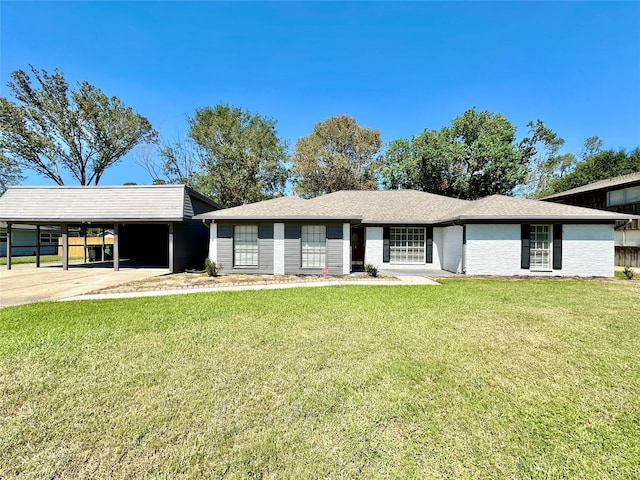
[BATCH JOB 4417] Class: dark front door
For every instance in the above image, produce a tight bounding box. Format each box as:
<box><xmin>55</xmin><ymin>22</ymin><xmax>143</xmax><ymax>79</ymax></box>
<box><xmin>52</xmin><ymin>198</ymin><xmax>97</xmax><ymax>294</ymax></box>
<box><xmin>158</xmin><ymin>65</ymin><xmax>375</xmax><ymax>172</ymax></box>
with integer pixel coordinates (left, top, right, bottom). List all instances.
<box><xmin>351</xmin><ymin>226</ymin><xmax>365</xmax><ymax>271</ymax></box>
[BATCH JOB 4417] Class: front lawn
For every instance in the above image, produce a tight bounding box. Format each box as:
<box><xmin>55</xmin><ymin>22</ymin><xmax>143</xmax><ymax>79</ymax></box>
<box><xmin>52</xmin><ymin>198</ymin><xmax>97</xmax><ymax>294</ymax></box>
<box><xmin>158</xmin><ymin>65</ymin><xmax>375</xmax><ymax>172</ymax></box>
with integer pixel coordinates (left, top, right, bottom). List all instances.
<box><xmin>1</xmin><ymin>279</ymin><xmax>638</xmax><ymax>478</ymax></box>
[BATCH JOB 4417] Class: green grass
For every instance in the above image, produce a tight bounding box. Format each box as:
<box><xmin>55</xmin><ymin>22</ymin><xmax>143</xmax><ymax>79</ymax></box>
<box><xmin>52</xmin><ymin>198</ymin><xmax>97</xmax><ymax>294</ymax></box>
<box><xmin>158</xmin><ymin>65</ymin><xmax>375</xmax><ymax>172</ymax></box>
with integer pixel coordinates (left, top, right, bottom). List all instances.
<box><xmin>0</xmin><ymin>255</ymin><xmax>83</xmax><ymax>265</ymax></box>
<box><xmin>1</xmin><ymin>279</ymin><xmax>638</xmax><ymax>478</ymax></box>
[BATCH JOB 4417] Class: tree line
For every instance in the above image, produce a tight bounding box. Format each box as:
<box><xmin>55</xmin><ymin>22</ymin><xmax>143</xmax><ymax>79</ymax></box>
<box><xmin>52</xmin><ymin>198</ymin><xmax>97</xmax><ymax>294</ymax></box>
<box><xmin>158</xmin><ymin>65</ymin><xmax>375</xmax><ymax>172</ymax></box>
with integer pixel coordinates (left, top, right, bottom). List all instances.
<box><xmin>1</xmin><ymin>66</ymin><xmax>639</xmax><ymax>204</ymax></box>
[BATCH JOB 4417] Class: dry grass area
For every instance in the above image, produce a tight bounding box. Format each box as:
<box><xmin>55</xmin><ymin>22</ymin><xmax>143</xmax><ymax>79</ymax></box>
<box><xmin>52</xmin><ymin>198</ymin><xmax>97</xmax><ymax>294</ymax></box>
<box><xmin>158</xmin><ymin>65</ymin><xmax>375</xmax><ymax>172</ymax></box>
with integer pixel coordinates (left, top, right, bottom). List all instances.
<box><xmin>95</xmin><ymin>272</ymin><xmax>393</xmax><ymax>294</ymax></box>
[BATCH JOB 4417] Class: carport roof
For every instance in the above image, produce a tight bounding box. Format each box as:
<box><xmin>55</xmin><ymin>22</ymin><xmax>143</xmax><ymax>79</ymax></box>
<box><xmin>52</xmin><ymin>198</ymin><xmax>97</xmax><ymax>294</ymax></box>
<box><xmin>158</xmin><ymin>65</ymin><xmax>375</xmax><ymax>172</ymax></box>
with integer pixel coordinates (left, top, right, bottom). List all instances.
<box><xmin>0</xmin><ymin>185</ymin><xmax>220</xmax><ymax>223</ymax></box>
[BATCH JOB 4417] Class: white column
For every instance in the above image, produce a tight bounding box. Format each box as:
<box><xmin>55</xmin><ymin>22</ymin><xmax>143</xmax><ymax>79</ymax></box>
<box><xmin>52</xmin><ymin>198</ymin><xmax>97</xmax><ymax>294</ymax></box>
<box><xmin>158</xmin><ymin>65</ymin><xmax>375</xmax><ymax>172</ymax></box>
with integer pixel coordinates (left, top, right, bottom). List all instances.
<box><xmin>168</xmin><ymin>223</ymin><xmax>174</xmax><ymax>273</ymax></box>
<box><xmin>274</xmin><ymin>222</ymin><xmax>285</xmax><ymax>275</ymax></box>
<box><xmin>343</xmin><ymin>223</ymin><xmax>351</xmax><ymax>274</ymax></box>
<box><xmin>209</xmin><ymin>221</ymin><xmax>218</xmax><ymax>263</ymax></box>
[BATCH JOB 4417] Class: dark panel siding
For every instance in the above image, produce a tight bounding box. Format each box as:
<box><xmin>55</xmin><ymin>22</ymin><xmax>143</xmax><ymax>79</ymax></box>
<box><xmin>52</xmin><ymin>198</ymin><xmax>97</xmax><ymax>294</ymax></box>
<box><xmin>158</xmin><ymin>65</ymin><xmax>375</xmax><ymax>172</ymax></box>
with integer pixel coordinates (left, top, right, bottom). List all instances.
<box><xmin>217</xmin><ymin>237</ymin><xmax>233</xmax><ymax>271</ymax></box>
<box><xmin>173</xmin><ymin>220</ymin><xmax>209</xmax><ymax>272</ymax></box>
<box><xmin>327</xmin><ymin>238</ymin><xmax>343</xmax><ymax>274</ymax></box>
<box><xmin>182</xmin><ymin>190</ymin><xmax>194</xmax><ymax>218</ymax></box>
<box><xmin>327</xmin><ymin>224</ymin><xmax>343</xmax><ymax>240</ymax></box>
<box><xmin>216</xmin><ymin>223</ymin><xmax>274</xmax><ymax>274</ymax></box>
<box><xmin>284</xmin><ymin>237</ymin><xmax>302</xmax><ymax>274</ymax></box>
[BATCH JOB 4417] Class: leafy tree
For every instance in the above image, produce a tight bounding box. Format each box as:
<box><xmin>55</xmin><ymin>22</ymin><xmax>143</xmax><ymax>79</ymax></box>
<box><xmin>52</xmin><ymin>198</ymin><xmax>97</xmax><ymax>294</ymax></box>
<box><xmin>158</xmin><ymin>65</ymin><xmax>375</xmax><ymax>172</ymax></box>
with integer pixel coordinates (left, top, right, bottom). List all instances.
<box><xmin>292</xmin><ymin>114</ymin><xmax>383</xmax><ymax>198</ymax></box>
<box><xmin>0</xmin><ymin>66</ymin><xmax>157</xmax><ymax>185</ymax></box>
<box><xmin>383</xmin><ymin>108</ymin><xmax>532</xmax><ymax>199</ymax></box>
<box><xmin>548</xmin><ymin>147</ymin><xmax>640</xmax><ymax>194</ymax></box>
<box><xmin>518</xmin><ymin>120</ymin><xmax>575</xmax><ymax>198</ymax></box>
<box><xmin>0</xmin><ymin>152</ymin><xmax>25</xmax><ymax>194</ymax></box>
<box><xmin>154</xmin><ymin>105</ymin><xmax>289</xmax><ymax>208</ymax></box>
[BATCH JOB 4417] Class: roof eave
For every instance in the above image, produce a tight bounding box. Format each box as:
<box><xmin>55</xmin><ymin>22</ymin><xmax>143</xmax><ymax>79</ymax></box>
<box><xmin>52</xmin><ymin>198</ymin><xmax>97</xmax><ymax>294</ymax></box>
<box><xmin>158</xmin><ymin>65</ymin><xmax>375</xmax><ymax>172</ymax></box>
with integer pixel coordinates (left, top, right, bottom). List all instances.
<box><xmin>438</xmin><ymin>214</ymin><xmax>636</xmax><ymax>224</ymax></box>
<box><xmin>194</xmin><ymin>214</ymin><xmax>362</xmax><ymax>221</ymax></box>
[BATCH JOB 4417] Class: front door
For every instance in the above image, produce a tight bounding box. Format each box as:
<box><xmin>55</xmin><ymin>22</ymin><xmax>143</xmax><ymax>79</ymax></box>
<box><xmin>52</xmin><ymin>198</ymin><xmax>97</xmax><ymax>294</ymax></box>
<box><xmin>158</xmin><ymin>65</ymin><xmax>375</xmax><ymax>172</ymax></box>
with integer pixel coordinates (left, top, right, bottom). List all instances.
<box><xmin>351</xmin><ymin>226</ymin><xmax>365</xmax><ymax>272</ymax></box>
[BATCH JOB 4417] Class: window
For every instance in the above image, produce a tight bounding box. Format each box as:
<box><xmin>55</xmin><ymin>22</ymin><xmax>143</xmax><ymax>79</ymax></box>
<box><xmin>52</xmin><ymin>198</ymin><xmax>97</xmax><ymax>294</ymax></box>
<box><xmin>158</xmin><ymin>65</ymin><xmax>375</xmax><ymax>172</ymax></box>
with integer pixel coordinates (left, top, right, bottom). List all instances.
<box><xmin>301</xmin><ymin>225</ymin><xmax>326</xmax><ymax>268</ymax></box>
<box><xmin>40</xmin><ymin>232</ymin><xmax>60</xmax><ymax>244</ymax></box>
<box><xmin>390</xmin><ymin>227</ymin><xmax>425</xmax><ymax>263</ymax></box>
<box><xmin>234</xmin><ymin>225</ymin><xmax>258</xmax><ymax>266</ymax></box>
<box><xmin>608</xmin><ymin>186</ymin><xmax>640</xmax><ymax>206</ymax></box>
<box><xmin>530</xmin><ymin>225</ymin><xmax>551</xmax><ymax>270</ymax></box>
<box><xmin>0</xmin><ymin>231</ymin><xmax>6</xmax><ymax>243</ymax></box>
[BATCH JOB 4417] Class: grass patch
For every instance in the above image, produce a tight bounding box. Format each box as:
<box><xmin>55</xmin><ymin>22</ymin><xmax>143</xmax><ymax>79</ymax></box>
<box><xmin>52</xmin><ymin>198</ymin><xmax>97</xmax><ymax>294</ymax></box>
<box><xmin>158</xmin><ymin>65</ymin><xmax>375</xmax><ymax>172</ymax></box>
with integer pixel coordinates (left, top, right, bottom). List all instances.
<box><xmin>0</xmin><ymin>255</ymin><xmax>83</xmax><ymax>265</ymax></box>
<box><xmin>1</xmin><ymin>279</ymin><xmax>638</xmax><ymax>478</ymax></box>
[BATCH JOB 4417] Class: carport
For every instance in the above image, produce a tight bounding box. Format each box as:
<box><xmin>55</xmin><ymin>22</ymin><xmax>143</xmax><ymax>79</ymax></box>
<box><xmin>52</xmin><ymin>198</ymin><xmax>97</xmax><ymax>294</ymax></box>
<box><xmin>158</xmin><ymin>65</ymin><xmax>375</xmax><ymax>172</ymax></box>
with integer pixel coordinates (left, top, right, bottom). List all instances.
<box><xmin>0</xmin><ymin>185</ymin><xmax>220</xmax><ymax>273</ymax></box>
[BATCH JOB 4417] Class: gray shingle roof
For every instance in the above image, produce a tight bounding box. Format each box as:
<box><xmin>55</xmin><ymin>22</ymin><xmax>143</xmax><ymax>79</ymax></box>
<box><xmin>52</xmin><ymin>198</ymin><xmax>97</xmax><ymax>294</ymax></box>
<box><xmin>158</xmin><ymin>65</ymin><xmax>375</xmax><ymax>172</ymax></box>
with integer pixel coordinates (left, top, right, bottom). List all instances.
<box><xmin>542</xmin><ymin>172</ymin><xmax>640</xmax><ymax>200</ymax></box>
<box><xmin>439</xmin><ymin>195</ymin><xmax>634</xmax><ymax>222</ymax></box>
<box><xmin>195</xmin><ymin>195</ymin><xmax>360</xmax><ymax>220</ymax></box>
<box><xmin>0</xmin><ymin>185</ymin><xmax>220</xmax><ymax>223</ymax></box>
<box><xmin>308</xmin><ymin>190</ymin><xmax>471</xmax><ymax>223</ymax></box>
<box><xmin>196</xmin><ymin>189</ymin><xmax>637</xmax><ymax>224</ymax></box>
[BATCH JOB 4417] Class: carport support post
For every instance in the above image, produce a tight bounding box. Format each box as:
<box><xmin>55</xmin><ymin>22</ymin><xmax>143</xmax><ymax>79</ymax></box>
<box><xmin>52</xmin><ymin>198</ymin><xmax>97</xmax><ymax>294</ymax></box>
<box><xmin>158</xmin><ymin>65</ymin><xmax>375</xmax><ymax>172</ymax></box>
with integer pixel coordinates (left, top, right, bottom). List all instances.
<box><xmin>113</xmin><ymin>224</ymin><xmax>119</xmax><ymax>271</ymax></box>
<box><xmin>83</xmin><ymin>226</ymin><xmax>87</xmax><ymax>263</ymax></box>
<box><xmin>62</xmin><ymin>223</ymin><xmax>69</xmax><ymax>270</ymax></box>
<box><xmin>6</xmin><ymin>222</ymin><xmax>12</xmax><ymax>270</ymax></box>
<box><xmin>36</xmin><ymin>225</ymin><xmax>41</xmax><ymax>268</ymax></box>
<box><xmin>168</xmin><ymin>223</ymin><xmax>174</xmax><ymax>273</ymax></box>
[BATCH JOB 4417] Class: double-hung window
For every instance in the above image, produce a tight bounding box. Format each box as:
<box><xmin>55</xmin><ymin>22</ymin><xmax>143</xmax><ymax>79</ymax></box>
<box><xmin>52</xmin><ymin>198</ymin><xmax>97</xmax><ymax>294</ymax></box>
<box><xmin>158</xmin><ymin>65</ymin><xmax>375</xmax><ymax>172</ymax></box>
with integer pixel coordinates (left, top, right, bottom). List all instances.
<box><xmin>390</xmin><ymin>227</ymin><xmax>425</xmax><ymax>263</ymax></box>
<box><xmin>301</xmin><ymin>225</ymin><xmax>326</xmax><ymax>268</ymax></box>
<box><xmin>529</xmin><ymin>224</ymin><xmax>551</xmax><ymax>270</ymax></box>
<box><xmin>234</xmin><ymin>225</ymin><xmax>258</xmax><ymax>267</ymax></box>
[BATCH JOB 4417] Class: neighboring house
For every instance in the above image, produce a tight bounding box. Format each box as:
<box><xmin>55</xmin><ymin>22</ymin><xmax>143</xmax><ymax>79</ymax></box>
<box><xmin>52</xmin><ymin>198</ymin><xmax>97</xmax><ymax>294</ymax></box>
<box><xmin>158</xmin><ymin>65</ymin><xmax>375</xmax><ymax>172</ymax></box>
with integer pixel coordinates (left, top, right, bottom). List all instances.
<box><xmin>0</xmin><ymin>223</ymin><xmax>59</xmax><ymax>257</ymax></box>
<box><xmin>0</xmin><ymin>185</ymin><xmax>220</xmax><ymax>272</ymax></box>
<box><xmin>542</xmin><ymin>172</ymin><xmax>640</xmax><ymax>266</ymax></box>
<box><xmin>195</xmin><ymin>190</ymin><xmax>638</xmax><ymax>277</ymax></box>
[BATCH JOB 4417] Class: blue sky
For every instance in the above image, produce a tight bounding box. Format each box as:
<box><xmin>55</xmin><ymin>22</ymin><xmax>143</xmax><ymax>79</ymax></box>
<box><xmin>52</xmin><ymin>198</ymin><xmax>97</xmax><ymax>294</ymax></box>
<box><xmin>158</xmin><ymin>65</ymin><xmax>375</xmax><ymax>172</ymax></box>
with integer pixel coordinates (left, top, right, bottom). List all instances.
<box><xmin>2</xmin><ymin>1</ymin><xmax>639</xmax><ymax>187</ymax></box>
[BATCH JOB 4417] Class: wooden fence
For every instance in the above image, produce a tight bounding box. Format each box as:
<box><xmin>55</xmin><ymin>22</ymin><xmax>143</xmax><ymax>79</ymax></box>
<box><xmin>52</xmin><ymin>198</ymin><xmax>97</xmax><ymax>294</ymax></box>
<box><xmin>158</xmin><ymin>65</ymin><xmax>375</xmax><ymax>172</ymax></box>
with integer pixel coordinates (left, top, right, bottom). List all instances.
<box><xmin>615</xmin><ymin>247</ymin><xmax>640</xmax><ymax>267</ymax></box>
<box><xmin>57</xmin><ymin>237</ymin><xmax>114</xmax><ymax>259</ymax></box>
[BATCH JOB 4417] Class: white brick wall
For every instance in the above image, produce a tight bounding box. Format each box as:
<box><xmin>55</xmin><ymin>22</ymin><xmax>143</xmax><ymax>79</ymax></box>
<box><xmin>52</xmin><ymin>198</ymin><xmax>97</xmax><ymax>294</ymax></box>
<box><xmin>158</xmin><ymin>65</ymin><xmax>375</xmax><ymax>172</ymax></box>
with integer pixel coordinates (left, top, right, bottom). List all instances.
<box><xmin>563</xmin><ymin>224</ymin><xmax>614</xmax><ymax>277</ymax></box>
<box><xmin>273</xmin><ymin>223</ymin><xmax>285</xmax><ymax>274</ymax></box>
<box><xmin>208</xmin><ymin>222</ymin><xmax>217</xmax><ymax>263</ymax></box>
<box><xmin>343</xmin><ymin>223</ymin><xmax>351</xmax><ymax>274</ymax></box>
<box><xmin>439</xmin><ymin>225</ymin><xmax>464</xmax><ymax>273</ymax></box>
<box><xmin>465</xmin><ymin>223</ymin><xmax>615</xmax><ymax>277</ymax></box>
<box><xmin>365</xmin><ymin>225</ymin><xmax>441</xmax><ymax>271</ymax></box>
<box><xmin>364</xmin><ymin>226</ymin><xmax>383</xmax><ymax>267</ymax></box>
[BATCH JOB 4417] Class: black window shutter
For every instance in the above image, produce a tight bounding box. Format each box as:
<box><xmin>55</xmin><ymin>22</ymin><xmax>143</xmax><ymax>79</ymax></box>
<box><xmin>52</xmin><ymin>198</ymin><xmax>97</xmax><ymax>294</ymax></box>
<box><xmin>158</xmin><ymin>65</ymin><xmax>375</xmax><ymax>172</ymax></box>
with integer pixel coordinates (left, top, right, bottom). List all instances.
<box><xmin>521</xmin><ymin>224</ymin><xmax>530</xmax><ymax>269</ymax></box>
<box><xmin>426</xmin><ymin>227</ymin><xmax>433</xmax><ymax>263</ymax></box>
<box><xmin>383</xmin><ymin>227</ymin><xmax>390</xmax><ymax>263</ymax></box>
<box><xmin>553</xmin><ymin>224</ymin><xmax>563</xmax><ymax>270</ymax></box>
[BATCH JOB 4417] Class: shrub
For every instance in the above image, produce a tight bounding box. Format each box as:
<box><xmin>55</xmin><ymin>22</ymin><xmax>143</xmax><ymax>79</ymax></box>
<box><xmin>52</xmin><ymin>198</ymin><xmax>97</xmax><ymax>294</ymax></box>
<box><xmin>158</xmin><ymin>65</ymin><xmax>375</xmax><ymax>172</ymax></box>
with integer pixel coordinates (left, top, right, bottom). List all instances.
<box><xmin>204</xmin><ymin>258</ymin><xmax>220</xmax><ymax>277</ymax></box>
<box><xmin>623</xmin><ymin>265</ymin><xmax>635</xmax><ymax>280</ymax></box>
<box><xmin>364</xmin><ymin>263</ymin><xmax>378</xmax><ymax>277</ymax></box>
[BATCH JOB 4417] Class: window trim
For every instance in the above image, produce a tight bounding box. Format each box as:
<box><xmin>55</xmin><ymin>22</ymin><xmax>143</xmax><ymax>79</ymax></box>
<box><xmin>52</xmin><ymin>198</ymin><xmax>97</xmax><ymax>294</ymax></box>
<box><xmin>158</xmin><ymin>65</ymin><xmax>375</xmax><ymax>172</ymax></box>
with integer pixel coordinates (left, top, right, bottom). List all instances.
<box><xmin>233</xmin><ymin>225</ymin><xmax>259</xmax><ymax>267</ymax></box>
<box><xmin>301</xmin><ymin>224</ymin><xmax>326</xmax><ymax>269</ymax></box>
<box><xmin>607</xmin><ymin>186</ymin><xmax>640</xmax><ymax>207</ymax></box>
<box><xmin>389</xmin><ymin>226</ymin><xmax>426</xmax><ymax>264</ymax></box>
<box><xmin>529</xmin><ymin>224</ymin><xmax>552</xmax><ymax>271</ymax></box>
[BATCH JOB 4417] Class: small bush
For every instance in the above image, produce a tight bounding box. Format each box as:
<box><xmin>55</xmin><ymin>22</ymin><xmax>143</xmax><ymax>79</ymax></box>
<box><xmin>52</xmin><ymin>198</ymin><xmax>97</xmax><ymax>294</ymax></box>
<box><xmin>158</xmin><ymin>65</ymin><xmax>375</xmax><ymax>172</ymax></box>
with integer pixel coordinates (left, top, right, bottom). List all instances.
<box><xmin>623</xmin><ymin>265</ymin><xmax>635</xmax><ymax>280</ymax></box>
<box><xmin>204</xmin><ymin>258</ymin><xmax>220</xmax><ymax>277</ymax></box>
<box><xmin>365</xmin><ymin>263</ymin><xmax>378</xmax><ymax>277</ymax></box>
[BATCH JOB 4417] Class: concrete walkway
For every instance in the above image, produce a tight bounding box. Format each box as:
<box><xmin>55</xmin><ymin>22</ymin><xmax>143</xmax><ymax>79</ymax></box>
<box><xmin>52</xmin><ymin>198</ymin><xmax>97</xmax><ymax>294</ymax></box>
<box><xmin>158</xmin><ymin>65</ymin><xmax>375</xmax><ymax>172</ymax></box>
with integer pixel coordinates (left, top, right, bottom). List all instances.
<box><xmin>61</xmin><ymin>275</ymin><xmax>440</xmax><ymax>302</ymax></box>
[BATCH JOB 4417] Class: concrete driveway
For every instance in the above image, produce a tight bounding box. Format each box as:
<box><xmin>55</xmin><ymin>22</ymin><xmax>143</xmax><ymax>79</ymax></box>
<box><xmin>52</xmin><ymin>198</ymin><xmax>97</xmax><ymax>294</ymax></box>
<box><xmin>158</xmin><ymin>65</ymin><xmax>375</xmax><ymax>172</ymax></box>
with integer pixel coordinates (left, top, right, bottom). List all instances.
<box><xmin>0</xmin><ymin>263</ymin><xmax>169</xmax><ymax>308</ymax></box>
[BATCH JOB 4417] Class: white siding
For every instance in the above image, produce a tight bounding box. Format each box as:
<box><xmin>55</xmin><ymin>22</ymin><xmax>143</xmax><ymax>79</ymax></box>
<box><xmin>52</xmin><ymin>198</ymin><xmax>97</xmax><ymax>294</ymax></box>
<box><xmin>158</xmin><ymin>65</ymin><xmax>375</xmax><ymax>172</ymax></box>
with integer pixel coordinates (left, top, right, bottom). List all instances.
<box><xmin>440</xmin><ymin>225</ymin><xmax>464</xmax><ymax>273</ymax></box>
<box><xmin>465</xmin><ymin>223</ymin><xmax>615</xmax><ymax>277</ymax></box>
<box><xmin>274</xmin><ymin>223</ymin><xmax>285</xmax><ymax>274</ymax></box>
<box><xmin>343</xmin><ymin>223</ymin><xmax>351</xmax><ymax>274</ymax></box>
<box><xmin>209</xmin><ymin>222</ymin><xmax>217</xmax><ymax>263</ymax></box>
<box><xmin>364</xmin><ymin>226</ymin><xmax>383</xmax><ymax>267</ymax></box>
